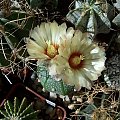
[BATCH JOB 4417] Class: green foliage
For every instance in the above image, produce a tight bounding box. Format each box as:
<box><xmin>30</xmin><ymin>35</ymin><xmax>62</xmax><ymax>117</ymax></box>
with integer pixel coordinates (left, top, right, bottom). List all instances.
<box><xmin>37</xmin><ymin>62</ymin><xmax>74</xmax><ymax>95</ymax></box>
<box><xmin>0</xmin><ymin>97</ymin><xmax>39</xmax><ymax>120</ymax></box>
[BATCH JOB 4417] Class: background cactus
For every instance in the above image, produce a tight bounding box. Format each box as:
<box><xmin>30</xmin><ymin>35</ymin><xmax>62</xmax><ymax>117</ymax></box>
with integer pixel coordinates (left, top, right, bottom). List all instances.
<box><xmin>0</xmin><ymin>97</ymin><xmax>39</xmax><ymax>120</ymax></box>
<box><xmin>66</xmin><ymin>0</ymin><xmax>113</xmax><ymax>34</ymax></box>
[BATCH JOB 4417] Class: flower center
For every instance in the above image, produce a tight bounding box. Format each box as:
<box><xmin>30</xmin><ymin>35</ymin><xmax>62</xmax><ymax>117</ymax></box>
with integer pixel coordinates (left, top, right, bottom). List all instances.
<box><xmin>69</xmin><ymin>53</ymin><xmax>84</xmax><ymax>69</ymax></box>
<box><xmin>72</xmin><ymin>56</ymin><xmax>81</xmax><ymax>65</ymax></box>
<box><xmin>46</xmin><ymin>44</ymin><xmax>58</xmax><ymax>58</ymax></box>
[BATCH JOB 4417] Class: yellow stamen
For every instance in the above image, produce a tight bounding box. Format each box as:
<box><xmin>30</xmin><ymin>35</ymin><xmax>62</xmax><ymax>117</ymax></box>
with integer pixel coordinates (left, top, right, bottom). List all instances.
<box><xmin>46</xmin><ymin>45</ymin><xmax>58</xmax><ymax>58</ymax></box>
<box><xmin>69</xmin><ymin>53</ymin><xmax>84</xmax><ymax>69</ymax></box>
<box><xmin>72</xmin><ymin>55</ymin><xmax>84</xmax><ymax>66</ymax></box>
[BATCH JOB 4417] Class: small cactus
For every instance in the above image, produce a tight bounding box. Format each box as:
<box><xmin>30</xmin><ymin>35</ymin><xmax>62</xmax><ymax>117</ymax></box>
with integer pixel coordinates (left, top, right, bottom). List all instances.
<box><xmin>0</xmin><ymin>97</ymin><xmax>39</xmax><ymax>120</ymax></box>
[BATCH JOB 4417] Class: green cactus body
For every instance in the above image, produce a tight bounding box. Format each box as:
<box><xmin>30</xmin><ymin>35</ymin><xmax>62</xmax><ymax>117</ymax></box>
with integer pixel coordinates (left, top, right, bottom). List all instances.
<box><xmin>37</xmin><ymin>62</ymin><xmax>74</xmax><ymax>95</ymax></box>
<box><xmin>0</xmin><ymin>97</ymin><xmax>39</xmax><ymax>120</ymax></box>
<box><xmin>66</xmin><ymin>0</ymin><xmax>111</xmax><ymax>34</ymax></box>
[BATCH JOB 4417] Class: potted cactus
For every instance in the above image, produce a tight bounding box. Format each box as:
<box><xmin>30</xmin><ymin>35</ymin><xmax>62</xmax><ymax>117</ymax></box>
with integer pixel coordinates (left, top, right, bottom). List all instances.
<box><xmin>0</xmin><ymin>83</ymin><xmax>66</xmax><ymax>120</ymax></box>
<box><xmin>0</xmin><ymin>97</ymin><xmax>40</xmax><ymax>120</ymax></box>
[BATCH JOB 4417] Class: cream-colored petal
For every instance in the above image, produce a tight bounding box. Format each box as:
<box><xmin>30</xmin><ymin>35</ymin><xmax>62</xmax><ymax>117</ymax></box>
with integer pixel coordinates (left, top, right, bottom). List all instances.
<box><xmin>93</xmin><ymin>58</ymin><xmax>106</xmax><ymax>72</ymax></box>
<box><xmin>83</xmin><ymin>63</ymin><xmax>98</xmax><ymax>74</ymax></box>
<box><xmin>76</xmin><ymin>39</ymin><xmax>87</xmax><ymax>53</ymax></box>
<box><xmin>50</xmin><ymin>60</ymin><xmax>68</xmax><ymax>75</ymax></box>
<box><xmin>59</xmin><ymin>23</ymin><xmax>67</xmax><ymax>32</ymax></box>
<box><xmin>83</xmin><ymin>60</ymin><xmax>105</xmax><ymax>76</ymax></box>
<box><xmin>58</xmin><ymin>44</ymin><xmax>71</xmax><ymax>59</ymax></box>
<box><xmin>80</xmin><ymin>40</ymin><xmax>93</xmax><ymax>53</ymax></box>
<box><xmin>30</xmin><ymin>30</ymin><xmax>40</xmax><ymax>42</ymax></box>
<box><xmin>82</xmin><ymin>68</ymin><xmax>98</xmax><ymax>81</ymax></box>
<box><xmin>70</xmin><ymin>32</ymin><xmax>88</xmax><ymax>53</ymax></box>
<box><xmin>62</xmin><ymin>70</ymin><xmax>80</xmax><ymax>89</ymax></box>
<box><xmin>77</xmin><ymin>39</ymin><xmax>91</xmax><ymax>53</ymax></box>
<box><xmin>31</xmin><ymin>23</ymin><xmax>48</xmax><ymax>46</ymax></box>
<box><xmin>84</xmin><ymin>56</ymin><xmax>106</xmax><ymax>74</ymax></box>
<box><xmin>71</xmin><ymin>70</ymin><xmax>82</xmax><ymax>90</ymax></box>
<box><xmin>70</xmin><ymin>31</ymin><xmax>81</xmax><ymax>52</ymax></box>
<box><xmin>82</xmin><ymin>43</ymin><xmax>97</xmax><ymax>54</ymax></box>
<box><xmin>28</xmin><ymin>53</ymin><xmax>49</xmax><ymax>60</ymax></box>
<box><xmin>59</xmin><ymin>23</ymin><xmax>67</xmax><ymax>38</ymax></box>
<box><xmin>83</xmin><ymin>60</ymin><xmax>105</xmax><ymax>78</ymax></box>
<box><xmin>84</xmin><ymin>46</ymin><xmax>105</xmax><ymax>58</ymax></box>
<box><xmin>68</xmin><ymin>70</ymin><xmax>90</xmax><ymax>90</ymax></box>
<box><xmin>84</xmin><ymin>57</ymin><xmax>105</xmax><ymax>64</ymax></box>
<box><xmin>50</xmin><ymin>21</ymin><xmax>59</xmax><ymax>44</ymax></box>
<box><xmin>39</xmin><ymin>22</ymin><xmax>48</xmax><ymax>41</ymax></box>
<box><xmin>60</xmin><ymin>36</ymin><xmax>71</xmax><ymax>48</ymax></box>
<box><xmin>66</xmin><ymin>27</ymin><xmax>74</xmax><ymax>40</ymax></box>
<box><xmin>26</xmin><ymin>39</ymin><xmax>44</xmax><ymax>53</ymax></box>
<box><xmin>53</xmin><ymin>55</ymin><xmax>69</xmax><ymax>65</ymax></box>
<box><xmin>85</xmin><ymin>52</ymin><xmax>105</xmax><ymax>60</ymax></box>
<box><xmin>26</xmin><ymin>39</ymin><xmax>49</xmax><ymax>59</ymax></box>
<box><xmin>33</xmin><ymin>26</ymin><xmax>47</xmax><ymax>48</ymax></box>
<box><xmin>45</xmin><ymin>22</ymin><xmax>52</xmax><ymax>41</ymax></box>
<box><xmin>78</xmin><ymin>71</ymin><xmax>92</xmax><ymax>89</ymax></box>
<box><xmin>72</xmin><ymin>30</ymin><xmax>82</xmax><ymax>42</ymax></box>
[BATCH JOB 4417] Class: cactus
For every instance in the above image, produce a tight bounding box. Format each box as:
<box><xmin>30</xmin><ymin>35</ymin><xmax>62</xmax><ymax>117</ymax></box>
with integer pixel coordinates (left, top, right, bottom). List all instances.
<box><xmin>0</xmin><ymin>0</ymin><xmax>34</xmax><ymax>67</ymax></box>
<box><xmin>0</xmin><ymin>97</ymin><xmax>39</xmax><ymax>120</ymax></box>
<box><xmin>66</xmin><ymin>0</ymin><xmax>112</xmax><ymax>34</ymax></box>
<box><xmin>37</xmin><ymin>62</ymin><xmax>74</xmax><ymax>95</ymax></box>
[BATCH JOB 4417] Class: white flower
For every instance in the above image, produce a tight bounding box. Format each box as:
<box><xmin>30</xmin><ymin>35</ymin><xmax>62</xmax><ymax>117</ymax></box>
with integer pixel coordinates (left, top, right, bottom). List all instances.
<box><xmin>50</xmin><ymin>30</ymin><xmax>106</xmax><ymax>90</ymax></box>
<box><xmin>26</xmin><ymin>21</ymin><xmax>74</xmax><ymax>61</ymax></box>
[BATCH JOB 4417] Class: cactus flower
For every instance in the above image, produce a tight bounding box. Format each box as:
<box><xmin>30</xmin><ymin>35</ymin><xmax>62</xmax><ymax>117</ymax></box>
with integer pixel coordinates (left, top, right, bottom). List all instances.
<box><xmin>26</xmin><ymin>21</ymin><xmax>74</xmax><ymax>61</ymax></box>
<box><xmin>50</xmin><ymin>30</ymin><xmax>106</xmax><ymax>90</ymax></box>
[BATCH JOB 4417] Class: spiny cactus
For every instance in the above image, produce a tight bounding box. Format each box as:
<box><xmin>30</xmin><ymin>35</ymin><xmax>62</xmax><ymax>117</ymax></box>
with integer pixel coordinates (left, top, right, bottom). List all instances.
<box><xmin>66</xmin><ymin>0</ymin><xmax>112</xmax><ymax>34</ymax></box>
<box><xmin>0</xmin><ymin>97</ymin><xmax>39</xmax><ymax>120</ymax></box>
